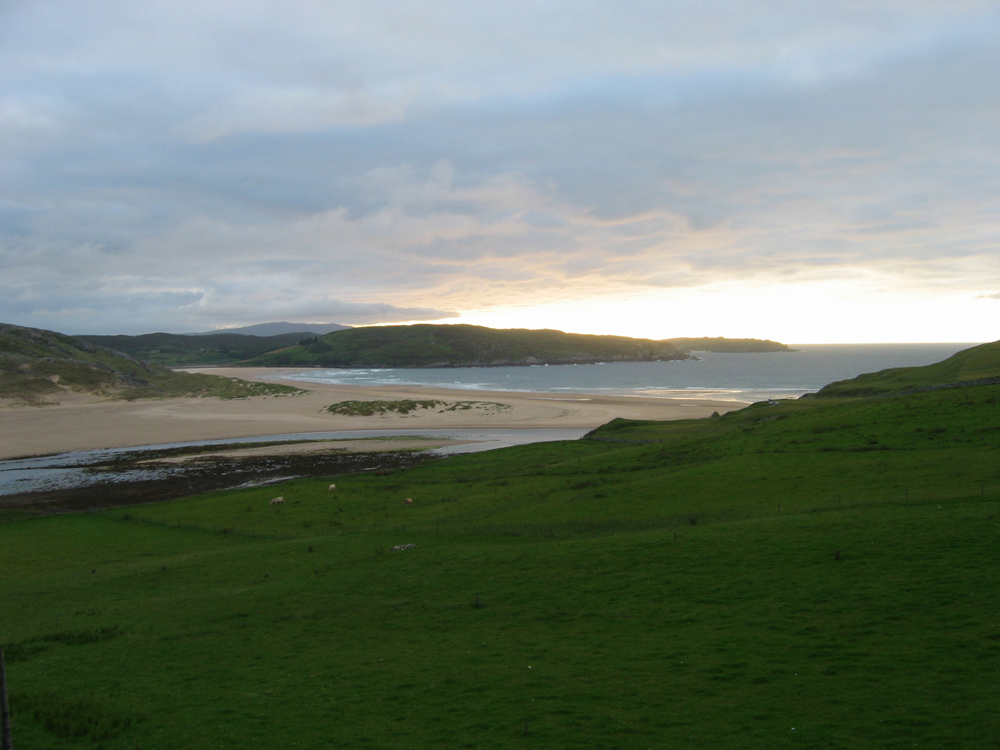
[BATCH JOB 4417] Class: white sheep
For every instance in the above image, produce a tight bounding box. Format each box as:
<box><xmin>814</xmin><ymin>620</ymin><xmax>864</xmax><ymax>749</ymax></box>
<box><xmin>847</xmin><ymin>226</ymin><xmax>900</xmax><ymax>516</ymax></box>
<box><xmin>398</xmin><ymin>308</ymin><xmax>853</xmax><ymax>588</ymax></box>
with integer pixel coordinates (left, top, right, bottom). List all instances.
<box><xmin>269</xmin><ymin>496</ymin><xmax>284</xmax><ymax>506</ymax></box>
<box><xmin>328</xmin><ymin>484</ymin><xmax>337</xmax><ymax>491</ymax></box>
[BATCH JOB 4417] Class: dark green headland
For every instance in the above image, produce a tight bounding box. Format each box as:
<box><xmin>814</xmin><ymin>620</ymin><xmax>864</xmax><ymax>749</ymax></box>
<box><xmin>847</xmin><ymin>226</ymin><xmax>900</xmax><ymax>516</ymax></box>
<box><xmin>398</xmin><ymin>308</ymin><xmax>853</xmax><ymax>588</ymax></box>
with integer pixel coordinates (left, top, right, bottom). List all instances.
<box><xmin>246</xmin><ymin>324</ymin><xmax>692</xmax><ymax>367</ymax></box>
<box><xmin>244</xmin><ymin>325</ymin><xmax>790</xmax><ymax>368</ymax></box>
<box><xmin>79</xmin><ymin>326</ymin><xmax>791</xmax><ymax>368</ymax></box>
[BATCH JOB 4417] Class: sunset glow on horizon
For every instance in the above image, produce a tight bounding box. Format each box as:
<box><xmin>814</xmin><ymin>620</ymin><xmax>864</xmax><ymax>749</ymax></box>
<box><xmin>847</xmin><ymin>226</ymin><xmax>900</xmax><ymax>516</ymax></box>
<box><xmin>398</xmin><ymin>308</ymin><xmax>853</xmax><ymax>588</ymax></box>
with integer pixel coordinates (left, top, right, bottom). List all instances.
<box><xmin>396</xmin><ymin>285</ymin><xmax>998</xmax><ymax>346</ymax></box>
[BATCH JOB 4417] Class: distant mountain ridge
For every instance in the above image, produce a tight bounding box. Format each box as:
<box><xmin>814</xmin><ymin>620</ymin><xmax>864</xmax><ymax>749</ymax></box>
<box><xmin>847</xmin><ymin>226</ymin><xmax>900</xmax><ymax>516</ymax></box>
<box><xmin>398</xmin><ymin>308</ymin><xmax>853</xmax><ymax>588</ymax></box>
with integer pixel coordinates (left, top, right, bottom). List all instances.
<box><xmin>190</xmin><ymin>322</ymin><xmax>350</xmax><ymax>337</ymax></box>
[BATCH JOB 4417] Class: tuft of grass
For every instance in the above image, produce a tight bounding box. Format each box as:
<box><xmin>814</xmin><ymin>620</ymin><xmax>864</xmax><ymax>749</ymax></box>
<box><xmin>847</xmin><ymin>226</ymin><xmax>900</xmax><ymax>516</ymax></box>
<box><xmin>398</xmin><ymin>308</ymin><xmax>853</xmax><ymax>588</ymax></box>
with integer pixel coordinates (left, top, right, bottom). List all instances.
<box><xmin>2</xmin><ymin>626</ymin><xmax>126</xmax><ymax>663</ymax></box>
<box><xmin>326</xmin><ymin>399</ymin><xmax>511</xmax><ymax>416</ymax></box>
<box><xmin>11</xmin><ymin>691</ymin><xmax>140</xmax><ymax>742</ymax></box>
<box><xmin>326</xmin><ymin>399</ymin><xmax>447</xmax><ymax>416</ymax></box>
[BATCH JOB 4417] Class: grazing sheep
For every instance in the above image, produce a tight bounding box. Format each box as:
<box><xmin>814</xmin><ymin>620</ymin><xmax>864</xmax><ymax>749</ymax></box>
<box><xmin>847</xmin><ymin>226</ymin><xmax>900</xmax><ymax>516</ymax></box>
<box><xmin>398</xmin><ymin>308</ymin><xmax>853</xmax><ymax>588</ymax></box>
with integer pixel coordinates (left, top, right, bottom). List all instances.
<box><xmin>269</xmin><ymin>496</ymin><xmax>284</xmax><ymax>506</ymax></box>
<box><xmin>405</xmin><ymin>497</ymin><xmax>413</xmax><ymax>508</ymax></box>
<box><xmin>328</xmin><ymin>484</ymin><xmax>337</xmax><ymax>491</ymax></box>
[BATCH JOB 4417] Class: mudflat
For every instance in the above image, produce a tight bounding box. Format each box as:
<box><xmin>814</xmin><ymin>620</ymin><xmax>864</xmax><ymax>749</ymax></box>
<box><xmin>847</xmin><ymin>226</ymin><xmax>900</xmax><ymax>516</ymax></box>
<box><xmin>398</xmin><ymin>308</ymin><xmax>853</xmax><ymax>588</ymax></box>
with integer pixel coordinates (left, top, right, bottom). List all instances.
<box><xmin>0</xmin><ymin>367</ymin><xmax>746</xmax><ymax>459</ymax></box>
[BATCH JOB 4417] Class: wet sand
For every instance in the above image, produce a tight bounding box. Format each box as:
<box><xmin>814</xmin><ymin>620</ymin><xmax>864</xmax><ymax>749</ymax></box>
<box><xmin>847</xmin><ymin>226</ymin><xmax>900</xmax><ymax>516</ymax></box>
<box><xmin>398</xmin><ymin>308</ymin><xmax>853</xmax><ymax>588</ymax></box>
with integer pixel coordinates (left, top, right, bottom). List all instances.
<box><xmin>0</xmin><ymin>367</ymin><xmax>747</xmax><ymax>460</ymax></box>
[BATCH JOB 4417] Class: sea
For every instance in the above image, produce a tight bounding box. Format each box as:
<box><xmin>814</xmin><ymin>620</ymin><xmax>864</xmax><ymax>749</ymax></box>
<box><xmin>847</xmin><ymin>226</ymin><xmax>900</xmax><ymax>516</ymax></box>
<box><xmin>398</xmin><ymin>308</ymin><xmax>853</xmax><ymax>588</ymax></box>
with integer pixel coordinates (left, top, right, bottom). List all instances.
<box><xmin>281</xmin><ymin>343</ymin><xmax>981</xmax><ymax>404</ymax></box>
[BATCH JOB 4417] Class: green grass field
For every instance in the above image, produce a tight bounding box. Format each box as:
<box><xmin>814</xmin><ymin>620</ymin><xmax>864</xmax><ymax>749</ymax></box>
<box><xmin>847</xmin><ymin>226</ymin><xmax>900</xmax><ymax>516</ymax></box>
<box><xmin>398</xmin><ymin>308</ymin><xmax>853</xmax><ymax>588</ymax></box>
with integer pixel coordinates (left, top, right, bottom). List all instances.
<box><xmin>2</xmin><ymin>373</ymin><xmax>999</xmax><ymax>747</ymax></box>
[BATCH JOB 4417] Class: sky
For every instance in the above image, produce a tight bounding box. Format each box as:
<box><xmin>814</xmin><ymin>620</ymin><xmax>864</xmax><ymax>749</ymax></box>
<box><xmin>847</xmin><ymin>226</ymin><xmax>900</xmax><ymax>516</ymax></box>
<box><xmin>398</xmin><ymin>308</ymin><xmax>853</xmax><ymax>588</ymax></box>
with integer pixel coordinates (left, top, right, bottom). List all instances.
<box><xmin>1</xmin><ymin>1</ymin><xmax>998</xmax><ymax>343</ymax></box>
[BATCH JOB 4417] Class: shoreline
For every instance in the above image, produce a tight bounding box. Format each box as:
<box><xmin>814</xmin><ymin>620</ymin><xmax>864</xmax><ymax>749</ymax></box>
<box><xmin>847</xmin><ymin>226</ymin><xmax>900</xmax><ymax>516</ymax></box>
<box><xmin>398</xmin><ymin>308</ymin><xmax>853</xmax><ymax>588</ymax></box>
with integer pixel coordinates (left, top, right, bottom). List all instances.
<box><xmin>0</xmin><ymin>367</ymin><xmax>748</xmax><ymax>460</ymax></box>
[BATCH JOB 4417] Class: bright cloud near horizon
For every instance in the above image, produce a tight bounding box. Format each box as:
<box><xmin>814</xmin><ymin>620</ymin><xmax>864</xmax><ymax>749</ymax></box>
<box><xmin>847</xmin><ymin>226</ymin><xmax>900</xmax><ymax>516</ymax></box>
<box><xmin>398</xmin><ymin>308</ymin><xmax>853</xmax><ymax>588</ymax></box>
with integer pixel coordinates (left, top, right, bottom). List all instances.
<box><xmin>1</xmin><ymin>1</ymin><xmax>998</xmax><ymax>343</ymax></box>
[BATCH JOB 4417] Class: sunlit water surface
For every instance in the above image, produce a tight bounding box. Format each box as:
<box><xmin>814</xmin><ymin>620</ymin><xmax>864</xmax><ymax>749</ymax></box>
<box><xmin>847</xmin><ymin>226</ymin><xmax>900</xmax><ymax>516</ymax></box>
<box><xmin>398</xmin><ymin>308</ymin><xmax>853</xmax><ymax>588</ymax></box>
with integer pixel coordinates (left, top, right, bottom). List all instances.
<box><xmin>283</xmin><ymin>343</ymin><xmax>977</xmax><ymax>404</ymax></box>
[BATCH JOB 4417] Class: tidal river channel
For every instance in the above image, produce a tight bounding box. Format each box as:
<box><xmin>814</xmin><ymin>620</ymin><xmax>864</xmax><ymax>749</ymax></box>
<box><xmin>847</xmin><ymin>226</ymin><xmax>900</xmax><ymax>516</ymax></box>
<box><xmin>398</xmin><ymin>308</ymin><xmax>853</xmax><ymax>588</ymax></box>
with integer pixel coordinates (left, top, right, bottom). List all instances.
<box><xmin>0</xmin><ymin>429</ymin><xmax>587</xmax><ymax>512</ymax></box>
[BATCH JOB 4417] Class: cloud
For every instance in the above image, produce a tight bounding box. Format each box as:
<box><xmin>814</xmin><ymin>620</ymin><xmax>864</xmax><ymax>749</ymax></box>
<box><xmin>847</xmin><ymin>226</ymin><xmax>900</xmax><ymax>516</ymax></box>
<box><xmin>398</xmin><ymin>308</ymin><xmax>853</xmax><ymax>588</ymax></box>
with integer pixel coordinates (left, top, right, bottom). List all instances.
<box><xmin>1</xmin><ymin>1</ymin><xmax>999</xmax><ymax>337</ymax></box>
<box><xmin>171</xmin><ymin>294</ymin><xmax>457</xmax><ymax>333</ymax></box>
<box><xmin>3</xmin><ymin>280</ymin><xmax>456</xmax><ymax>336</ymax></box>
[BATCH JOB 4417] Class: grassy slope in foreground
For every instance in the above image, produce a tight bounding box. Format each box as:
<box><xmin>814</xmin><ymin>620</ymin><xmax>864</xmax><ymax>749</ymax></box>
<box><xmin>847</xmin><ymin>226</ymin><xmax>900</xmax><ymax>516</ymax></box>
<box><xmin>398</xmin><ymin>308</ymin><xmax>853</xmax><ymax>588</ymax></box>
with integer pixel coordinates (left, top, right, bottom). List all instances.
<box><xmin>2</xmin><ymin>347</ymin><xmax>998</xmax><ymax>748</ymax></box>
<box><xmin>246</xmin><ymin>323</ymin><xmax>691</xmax><ymax>367</ymax></box>
<box><xmin>814</xmin><ymin>338</ymin><xmax>1000</xmax><ymax>397</ymax></box>
<box><xmin>0</xmin><ymin>323</ymin><xmax>301</xmax><ymax>403</ymax></box>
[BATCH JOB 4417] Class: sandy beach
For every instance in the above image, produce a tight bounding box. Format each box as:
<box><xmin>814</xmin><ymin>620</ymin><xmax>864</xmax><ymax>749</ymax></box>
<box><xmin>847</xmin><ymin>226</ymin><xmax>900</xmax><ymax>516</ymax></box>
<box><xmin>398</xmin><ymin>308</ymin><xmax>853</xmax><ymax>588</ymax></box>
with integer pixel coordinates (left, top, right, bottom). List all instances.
<box><xmin>0</xmin><ymin>367</ymin><xmax>747</xmax><ymax>460</ymax></box>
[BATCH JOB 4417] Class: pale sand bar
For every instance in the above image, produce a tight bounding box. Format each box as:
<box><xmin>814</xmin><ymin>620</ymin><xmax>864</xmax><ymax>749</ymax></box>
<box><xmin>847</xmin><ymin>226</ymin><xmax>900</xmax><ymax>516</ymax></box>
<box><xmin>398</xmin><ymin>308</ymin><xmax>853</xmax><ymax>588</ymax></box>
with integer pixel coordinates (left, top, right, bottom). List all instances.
<box><xmin>0</xmin><ymin>367</ymin><xmax>747</xmax><ymax>460</ymax></box>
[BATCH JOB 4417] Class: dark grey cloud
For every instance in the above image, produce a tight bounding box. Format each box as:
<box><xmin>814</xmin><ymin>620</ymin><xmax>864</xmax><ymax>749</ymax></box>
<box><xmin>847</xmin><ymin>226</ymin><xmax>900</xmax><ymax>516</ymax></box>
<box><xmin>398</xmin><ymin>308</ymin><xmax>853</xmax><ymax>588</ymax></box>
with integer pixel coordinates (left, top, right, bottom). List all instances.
<box><xmin>1</xmin><ymin>1</ymin><xmax>999</xmax><ymax>337</ymax></box>
<box><xmin>4</xmin><ymin>279</ymin><xmax>455</xmax><ymax>336</ymax></box>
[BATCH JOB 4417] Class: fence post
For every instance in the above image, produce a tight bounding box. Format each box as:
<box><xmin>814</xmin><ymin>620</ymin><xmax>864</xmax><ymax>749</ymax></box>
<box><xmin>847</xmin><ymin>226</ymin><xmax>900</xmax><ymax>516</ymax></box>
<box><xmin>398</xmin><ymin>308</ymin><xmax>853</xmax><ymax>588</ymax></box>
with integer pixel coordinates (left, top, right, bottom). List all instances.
<box><xmin>1</xmin><ymin>648</ymin><xmax>12</xmax><ymax>750</ymax></box>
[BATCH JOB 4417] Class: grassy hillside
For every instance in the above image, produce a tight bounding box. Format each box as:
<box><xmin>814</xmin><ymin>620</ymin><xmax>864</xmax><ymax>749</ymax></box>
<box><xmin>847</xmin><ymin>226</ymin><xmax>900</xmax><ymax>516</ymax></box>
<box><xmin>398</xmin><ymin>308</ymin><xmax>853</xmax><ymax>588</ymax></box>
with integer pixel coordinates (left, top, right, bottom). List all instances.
<box><xmin>814</xmin><ymin>339</ymin><xmax>1000</xmax><ymax>397</ymax></box>
<box><xmin>76</xmin><ymin>331</ymin><xmax>314</xmax><ymax>367</ymax></box>
<box><xmin>246</xmin><ymin>324</ymin><xmax>690</xmax><ymax>367</ymax></box>
<box><xmin>75</xmin><ymin>327</ymin><xmax>792</xmax><ymax>368</ymax></box>
<box><xmin>2</xmin><ymin>350</ymin><xmax>998</xmax><ymax>747</ymax></box>
<box><xmin>0</xmin><ymin>323</ymin><xmax>301</xmax><ymax>403</ymax></box>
